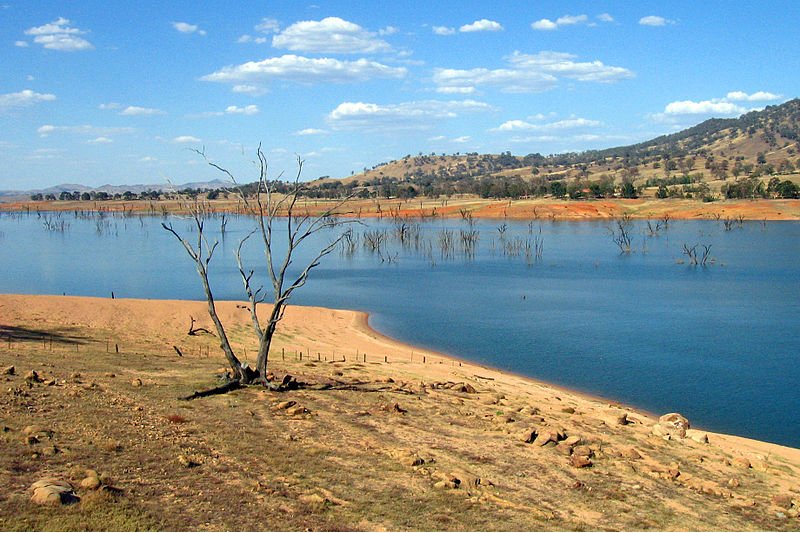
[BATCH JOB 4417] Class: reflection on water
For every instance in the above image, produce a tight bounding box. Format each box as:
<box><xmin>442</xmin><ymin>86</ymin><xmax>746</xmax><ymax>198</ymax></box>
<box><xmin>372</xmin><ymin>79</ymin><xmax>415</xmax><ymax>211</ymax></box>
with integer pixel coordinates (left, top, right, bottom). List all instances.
<box><xmin>1</xmin><ymin>211</ymin><xmax>799</xmax><ymax>447</ymax></box>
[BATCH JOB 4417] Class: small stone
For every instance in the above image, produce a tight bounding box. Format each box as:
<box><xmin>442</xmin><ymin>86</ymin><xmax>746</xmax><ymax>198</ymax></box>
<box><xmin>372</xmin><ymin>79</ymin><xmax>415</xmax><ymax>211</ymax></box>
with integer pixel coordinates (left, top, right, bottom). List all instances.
<box><xmin>25</xmin><ymin>370</ymin><xmax>44</xmax><ymax>383</ymax></box>
<box><xmin>570</xmin><ymin>455</ymin><xmax>592</xmax><ymax>468</ymax></box>
<box><xmin>2</xmin><ymin>365</ymin><xmax>14</xmax><ymax>375</ymax></box>
<box><xmin>561</xmin><ymin>407</ymin><xmax>575</xmax><ymax>414</ymax></box>
<box><xmin>727</xmin><ymin>477</ymin><xmax>740</xmax><ymax>488</ymax></box>
<box><xmin>274</xmin><ymin>400</ymin><xmax>297</xmax><ymax>410</ymax></box>
<box><xmin>733</xmin><ymin>457</ymin><xmax>752</xmax><ymax>469</ymax></box>
<box><xmin>80</xmin><ymin>476</ymin><xmax>101</xmax><ymax>490</ymax></box>
<box><xmin>130</xmin><ymin>378</ymin><xmax>142</xmax><ymax>387</ymax></box>
<box><xmin>772</xmin><ymin>494</ymin><xmax>794</xmax><ymax>510</ymax></box>
<box><xmin>286</xmin><ymin>405</ymin><xmax>308</xmax><ymax>416</ymax></box>
<box><xmin>177</xmin><ymin>454</ymin><xmax>200</xmax><ymax>468</ymax></box>
<box><xmin>30</xmin><ymin>478</ymin><xmax>78</xmax><ymax>505</ymax></box>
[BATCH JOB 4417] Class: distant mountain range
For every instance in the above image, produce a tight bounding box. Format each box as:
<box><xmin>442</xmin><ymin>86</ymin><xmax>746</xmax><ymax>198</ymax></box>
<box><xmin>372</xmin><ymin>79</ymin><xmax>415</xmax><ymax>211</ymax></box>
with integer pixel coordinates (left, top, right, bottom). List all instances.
<box><xmin>0</xmin><ymin>179</ymin><xmax>231</xmax><ymax>198</ymax></box>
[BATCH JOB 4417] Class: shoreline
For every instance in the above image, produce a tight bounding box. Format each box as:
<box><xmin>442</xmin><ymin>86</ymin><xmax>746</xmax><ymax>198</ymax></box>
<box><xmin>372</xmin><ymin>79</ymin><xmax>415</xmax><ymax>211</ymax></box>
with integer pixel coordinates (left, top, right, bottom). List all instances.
<box><xmin>2</xmin><ymin>292</ymin><xmax>798</xmax><ymax>459</ymax></box>
<box><xmin>1</xmin><ymin>197</ymin><xmax>799</xmax><ymax>221</ymax></box>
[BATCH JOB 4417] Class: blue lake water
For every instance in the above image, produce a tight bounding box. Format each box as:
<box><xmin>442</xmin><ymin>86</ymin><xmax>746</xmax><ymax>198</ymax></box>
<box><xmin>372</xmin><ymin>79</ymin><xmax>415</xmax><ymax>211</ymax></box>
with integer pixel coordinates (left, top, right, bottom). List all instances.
<box><xmin>1</xmin><ymin>211</ymin><xmax>798</xmax><ymax>447</ymax></box>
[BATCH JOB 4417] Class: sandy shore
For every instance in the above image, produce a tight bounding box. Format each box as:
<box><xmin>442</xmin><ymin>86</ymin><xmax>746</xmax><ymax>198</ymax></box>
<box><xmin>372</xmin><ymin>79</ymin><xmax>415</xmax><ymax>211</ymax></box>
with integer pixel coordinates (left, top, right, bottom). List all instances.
<box><xmin>2</xmin><ymin>294</ymin><xmax>799</xmax><ymax>530</ymax></box>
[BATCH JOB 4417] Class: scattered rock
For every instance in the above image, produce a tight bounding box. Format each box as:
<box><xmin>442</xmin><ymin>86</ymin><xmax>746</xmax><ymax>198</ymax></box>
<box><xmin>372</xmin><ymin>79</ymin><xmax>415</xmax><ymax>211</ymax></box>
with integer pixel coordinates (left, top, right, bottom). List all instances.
<box><xmin>621</xmin><ymin>447</ymin><xmax>642</xmax><ymax>460</ymax></box>
<box><xmin>80</xmin><ymin>474</ymin><xmax>101</xmax><ymax>490</ymax></box>
<box><xmin>772</xmin><ymin>494</ymin><xmax>794</xmax><ymax>510</ymax></box>
<box><xmin>454</xmin><ymin>383</ymin><xmax>478</xmax><ymax>394</ymax></box>
<box><xmin>273</xmin><ymin>400</ymin><xmax>297</xmax><ymax>411</ymax></box>
<box><xmin>686</xmin><ymin>429</ymin><xmax>709</xmax><ymax>444</ymax></box>
<box><xmin>733</xmin><ymin>457</ymin><xmax>752</xmax><ymax>469</ymax></box>
<box><xmin>653</xmin><ymin>412</ymin><xmax>690</xmax><ymax>439</ymax></box>
<box><xmin>570</xmin><ymin>454</ymin><xmax>592</xmax><ymax>468</ymax></box>
<box><xmin>727</xmin><ymin>477</ymin><xmax>741</xmax><ymax>488</ymax></box>
<box><xmin>391</xmin><ymin>403</ymin><xmax>407</xmax><ymax>414</ymax></box>
<box><xmin>376</xmin><ymin>377</ymin><xmax>395</xmax><ymax>383</ymax></box>
<box><xmin>563</xmin><ymin>435</ymin><xmax>582</xmax><ymax>446</ymax></box>
<box><xmin>2</xmin><ymin>365</ymin><xmax>14</xmax><ymax>375</ymax></box>
<box><xmin>521</xmin><ymin>429</ymin><xmax>538</xmax><ymax>443</ymax></box>
<box><xmin>177</xmin><ymin>454</ymin><xmax>200</xmax><ymax>468</ymax></box>
<box><xmin>555</xmin><ymin>442</ymin><xmax>573</xmax><ymax>456</ymax></box>
<box><xmin>286</xmin><ymin>405</ymin><xmax>309</xmax><ymax>416</ymax></box>
<box><xmin>30</xmin><ymin>478</ymin><xmax>78</xmax><ymax>505</ymax></box>
<box><xmin>561</xmin><ymin>407</ymin><xmax>575</xmax><ymax>414</ymax></box>
<box><xmin>434</xmin><ymin>475</ymin><xmax>461</xmax><ymax>490</ymax></box>
<box><xmin>25</xmin><ymin>370</ymin><xmax>44</xmax><ymax>383</ymax></box>
<box><xmin>533</xmin><ymin>430</ymin><xmax>563</xmax><ymax>447</ymax></box>
<box><xmin>616</xmin><ymin>413</ymin><xmax>630</xmax><ymax>425</ymax></box>
<box><xmin>130</xmin><ymin>378</ymin><xmax>143</xmax><ymax>387</ymax></box>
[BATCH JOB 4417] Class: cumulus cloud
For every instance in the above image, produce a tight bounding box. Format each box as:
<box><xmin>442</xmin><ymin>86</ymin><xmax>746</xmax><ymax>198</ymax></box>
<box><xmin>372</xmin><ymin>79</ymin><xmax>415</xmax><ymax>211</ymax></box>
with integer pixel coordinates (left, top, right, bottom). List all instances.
<box><xmin>660</xmin><ymin>91</ymin><xmax>781</xmax><ymax>118</ymax></box>
<box><xmin>639</xmin><ymin>16</ymin><xmax>673</xmax><ymax>27</ymax></box>
<box><xmin>225</xmin><ymin>104</ymin><xmax>259</xmax><ymax>115</ymax></box>
<box><xmin>597</xmin><ymin>13</ymin><xmax>614</xmax><ymax>22</ymax></box>
<box><xmin>237</xmin><ymin>35</ymin><xmax>268</xmax><ymax>44</ymax></box>
<box><xmin>202</xmin><ymin>55</ymin><xmax>407</xmax><ymax>89</ymax></box>
<box><xmin>532</xmin><ymin>14</ymin><xmax>588</xmax><ymax>30</ymax></box>
<box><xmin>232</xmin><ymin>84</ymin><xmax>267</xmax><ymax>95</ymax></box>
<box><xmin>23</xmin><ymin>17</ymin><xmax>93</xmax><ymax>51</ymax></box>
<box><xmin>432</xmin><ymin>25</ymin><xmax>456</xmax><ymax>35</ymax></box>
<box><xmin>37</xmin><ymin>124</ymin><xmax>134</xmax><ymax>137</ymax></box>
<box><xmin>255</xmin><ymin>18</ymin><xmax>280</xmax><ymax>33</ymax></box>
<box><xmin>452</xmin><ymin>135</ymin><xmax>471</xmax><ymax>143</ymax></box>
<box><xmin>173</xmin><ymin>135</ymin><xmax>201</xmax><ymax>143</ymax></box>
<box><xmin>272</xmin><ymin>17</ymin><xmax>391</xmax><ymax>53</ymax></box>
<box><xmin>434</xmin><ymin>50</ymin><xmax>633</xmax><ymax>94</ymax></box>
<box><xmin>87</xmin><ymin>136</ymin><xmax>113</xmax><ymax>144</ymax></box>
<box><xmin>459</xmin><ymin>19</ymin><xmax>503</xmax><ymax>33</ymax></box>
<box><xmin>379</xmin><ymin>26</ymin><xmax>399</xmax><ymax>36</ymax></box>
<box><xmin>120</xmin><ymin>105</ymin><xmax>165</xmax><ymax>116</ymax></box>
<box><xmin>294</xmin><ymin>128</ymin><xmax>327</xmax><ymax>135</ymax></box>
<box><xmin>726</xmin><ymin>90</ymin><xmax>782</xmax><ymax>102</ymax></box>
<box><xmin>14</xmin><ymin>40</ymin><xmax>29</xmax><ymax>47</ymax></box>
<box><xmin>172</xmin><ymin>21</ymin><xmax>206</xmax><ymax>35</ymax></box>
<box><xmin>327</xmin><ymin>99</ymin><xmax>495</xmax><ymax>131</ymax></box>
<box><xmin>0</xmin><ymin>89</ymin><xmax>56</xmax><ymax>112</ymax></box>
<box><xmin>493</xmin><ymin>117</ymin><xmax>601</xmax><ymax>132</ymax></box>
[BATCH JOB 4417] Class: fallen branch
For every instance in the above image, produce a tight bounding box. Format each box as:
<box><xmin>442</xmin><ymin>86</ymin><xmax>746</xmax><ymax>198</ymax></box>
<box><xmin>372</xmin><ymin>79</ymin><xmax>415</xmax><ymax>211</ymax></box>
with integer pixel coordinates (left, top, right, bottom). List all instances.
<box><xmin>179</xmin><ymin>380</ymin><xmax>242</xmax><ymax>401</ymax></box>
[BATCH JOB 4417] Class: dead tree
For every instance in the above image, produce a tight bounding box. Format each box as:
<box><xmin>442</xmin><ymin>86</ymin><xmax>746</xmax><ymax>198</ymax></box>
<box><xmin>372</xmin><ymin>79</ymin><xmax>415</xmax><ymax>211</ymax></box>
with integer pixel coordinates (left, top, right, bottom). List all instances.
<box><xmin>162</xmin><ymin>205</ymin><xmax>247</xmax><ymax>381</ymax></box>
<box><xmin>610</xmin><ymin>215</ymin><xmax>633</xmax><ymax>254</ymax></box>
<box><xmin>199</xmin><ymin>146</ymin><xmax>356</xmax><ymax>387</ymax></box>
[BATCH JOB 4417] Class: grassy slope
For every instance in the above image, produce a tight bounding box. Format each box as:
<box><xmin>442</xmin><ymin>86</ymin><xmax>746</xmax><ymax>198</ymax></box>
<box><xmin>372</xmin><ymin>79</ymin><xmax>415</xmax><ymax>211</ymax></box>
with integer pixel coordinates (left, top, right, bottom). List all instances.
<box><xmin>1</xmin><ymin>295</ymin><xmax>799</xmax><ymax>531</ymax></box>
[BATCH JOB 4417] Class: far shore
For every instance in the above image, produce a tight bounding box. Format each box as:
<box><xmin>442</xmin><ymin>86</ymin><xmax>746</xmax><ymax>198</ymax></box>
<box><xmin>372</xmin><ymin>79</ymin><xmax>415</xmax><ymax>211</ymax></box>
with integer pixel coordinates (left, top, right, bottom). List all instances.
<box><xmin>2</xmin><ymin>293</ymin><xmax>799</xmax><ymax>530</ymax></box>
<box><xmin>1</xmin><ymin>196</ymin><xmax>799</xmax><ymax>221</ymax></box>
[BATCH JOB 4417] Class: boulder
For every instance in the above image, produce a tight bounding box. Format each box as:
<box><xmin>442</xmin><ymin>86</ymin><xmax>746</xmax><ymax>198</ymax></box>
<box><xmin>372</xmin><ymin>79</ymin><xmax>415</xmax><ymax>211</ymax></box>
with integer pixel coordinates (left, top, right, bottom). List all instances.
<box><xmin>130</xmin><ymin>378</ymin><xmax>143</xmax><ymax>387</ymax></box>
<box><xmin>655</xmin><ymin>412</ymin><xmax>690</xmax><ymax>438</ymax></box>
<box><xmin>454</xmin><ymin>383</ymin><xmax>477</xmax><ymax>394</ymax></box>
<box><xmin>273</xmin><ymin>400</ymin><xmax>297</xmax><ymax>410</ymax></box>
<box><xmin>25</xmin><ymin>370</ymin><xmax>44</xmax><ymax>383</ymax></box>
<box><xmin>570</xmin><ymin>455</ymin><xmax>592</xmax><ymax>468</ymax></box>
<box><xmin>686</xmin><ymin>429</ymin><xmax>709</xmax><ymax>444</ymax></box>
<box><xmin>2</xmin><ymin>365</ymin><xmax>14</xmax><ymax>375</ymax></box>
<box><xmin>771</xmin><ymin>494</ymin><xmax>794</xmax><ymax>510</ymax></box>
<box><xmin>732</xmin><ymin>457</ymin><xmax>752</xmax><ymax>469</ymax></box>
<box><xmin>30</xmin><ymin>479</ymin><xmax>78</xmax><ymax>505</ymax></box>
<box><xmin>80</xmin><ymin>475</ymin><xmax>101</xmax><ymax>490</ymax></box>
<box><xmin>533</xmin><ymin>430</ymin><xmax>561</xmax><ymax>447</ymax></box>
<box><xmin>286</xmin><ymin>405</ymin><xmax>309</xmax><ymax>416</ymax></box>
<box><xmin>616</xmin><ymin>413</ymin><xmax>630</xmax><ymax>425</ymax></box>
<box><xmin>563</xmin><ymin>435</ymin><xmax>582</xmax><ymax>446</ymax></box>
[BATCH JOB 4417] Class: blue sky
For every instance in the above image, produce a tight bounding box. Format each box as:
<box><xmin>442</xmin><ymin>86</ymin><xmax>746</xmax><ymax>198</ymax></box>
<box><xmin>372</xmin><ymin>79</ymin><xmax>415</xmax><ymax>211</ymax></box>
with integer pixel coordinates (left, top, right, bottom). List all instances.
<box><xmin>1</xmin><ymin>1</ymin><xmax>797</xmax><ymax>190</ymax></box>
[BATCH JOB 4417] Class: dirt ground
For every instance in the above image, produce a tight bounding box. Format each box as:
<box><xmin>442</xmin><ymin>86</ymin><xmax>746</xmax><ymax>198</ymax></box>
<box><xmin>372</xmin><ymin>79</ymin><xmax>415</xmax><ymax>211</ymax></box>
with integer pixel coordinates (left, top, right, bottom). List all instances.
<box><xmin>1</xmin><ymin>294</ymin><xmax>799</xmax><ymax>531</ymax></box>
<box><xmin>2</xmin><ymin>197</ymin><xmax>799</xmax><ymax>221</ymax></box>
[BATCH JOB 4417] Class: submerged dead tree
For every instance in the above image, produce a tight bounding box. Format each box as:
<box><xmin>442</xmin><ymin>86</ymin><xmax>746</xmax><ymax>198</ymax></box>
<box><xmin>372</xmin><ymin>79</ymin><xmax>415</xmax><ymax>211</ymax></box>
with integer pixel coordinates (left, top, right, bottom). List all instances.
<box><xmin>165</xmin><ymin>146</ymin><xmax>356</xmax><ymax>387</ymax></box>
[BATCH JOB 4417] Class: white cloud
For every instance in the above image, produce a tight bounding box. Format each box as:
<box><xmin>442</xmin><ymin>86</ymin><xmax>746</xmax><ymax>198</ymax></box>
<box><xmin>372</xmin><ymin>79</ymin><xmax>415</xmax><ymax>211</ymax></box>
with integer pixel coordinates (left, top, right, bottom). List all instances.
<box><xmin>0</xmin><ymin>89</ymin><xmax>56</xmax><ymax>111</ymax></box>
<box><xmin>453</xmin><ymin>135</ymin><xmax>471</xmax><ymax>143</ymax></box>
<box><xmin>659</xmin><ymin>91</ymin><xmax>781</xmax><ymax>118</ymax></box>
<box><xmin>726</xmin><ymin>91</ymin><xmax>781</xmax><ymax>102</ymax></box>
<box><xmin>379</xmin><ymin>26</ymin><xmax>399</xmax><ymax>36</ymax></box>
<box><xmin>232</xmin><ymin>84</ymin><xmax>267</xmax><ymax>95</ymax></box>
<box><xmin>532</xmin><ymin>14</ymin><xmax>588</xmax><ymax>31</ymax></box>
<box><xmin>493</xmin><ymin>117</ymin><xmax>601</xmax><ymax>132</ymax></box>
<box><xmin>237</xmin><ymin>34</ymin><xmax>268</xmax><ymax>44</ymax></box>
<box><xmin>294</xmin><ymin>128</ymin><xmax>327</xmax><ymax>135</ymax></box>
<box><xmin>173</xmin><ymin>135</ymin><xmax>201</xmax><ymax>143</ymax></box>
<box><xmin>428</xmin><ymin>135</ymin><xmax>446</xmax><ymax>141</ymax></box>
<box><xmin>639</xmin><ymin>16</ymin><xmax>673</xmax><ymax>27</ymax></box>
<box><xmin>37</xmin><ymin>124</ymin><xmax>134</xmax><ymax>137</ymax></box>
<box><xmin>202</xmin><ymin>55</ymin><xmax>407</xmax><ymax>88</ymax></box>
<box><xmin>327</xmin><ymin>99</ymin><xmax>494</xmax><ymax>132</ymax></box>
<box><xmin>433</xmin><ymin>51</ymin><xmax>633</xmax><ymax>93</ymax></box>
<box><xmin>435</xmin><ymin>86</ymin><xmax>477</xmax><ymax>94</ymax></box>
<box><xmin>98</xmin><ymin>102</ymin><xmax>121</xmax><ymax>110</ymax></box>
<box><xmin>459</xmin><ymin>19</ymin><xmax>503</xmax><ymax>33</ymax></box>
<box><xmin>255</xmin><ymin>18</ymin><xmax>280</xmax><ymax>33</ymax></box>
<box><xmin>24</xmin><ymin>17</ymin><xmax>93</xmax><ymax>51</ymax></box>
<box><xmin>87</xmin><ymin>136</ymin><xmax>112</xmax><ymax>144</ymax></box>
<box><xmin>14</xmin><ymin>40</ymin><xmax>29</xmax><ymax>47</ymax></box>
<box><xmin>272</xmin><ymin>17</ymin><xmax>391</xmax><ymax>53</ymax></box>
<box><xmin>531</xmin><ymin>19</ymin><xmax>558</xmax><ymax>31</ymax></box>
<box><xmin>597</xmin><ymin>13</ymin><xmax>614</xmax><ymax>22</ymax></box>
<box><xmin>139</xmin><ymin>156</ymin><xmax>157</xmax><ymax>162</ymax></box>
<box><xmin>120</xmin><ymin>105</ymin><xmax>165</xmax><ymax>116</ymax></box>
<box><xmin>172</xmin><ymin>22</ymin><xmax>206</xmax><ymax>35</ymax></box>
<box><xmin>432</xmin><ymin>25</ymin><xmax>456</xmax><ymax>36</ymax></box>
<box><xmin>224</xmin><ymin>104</ymin><xmax>259</xmax><ymax>115</ymax></box>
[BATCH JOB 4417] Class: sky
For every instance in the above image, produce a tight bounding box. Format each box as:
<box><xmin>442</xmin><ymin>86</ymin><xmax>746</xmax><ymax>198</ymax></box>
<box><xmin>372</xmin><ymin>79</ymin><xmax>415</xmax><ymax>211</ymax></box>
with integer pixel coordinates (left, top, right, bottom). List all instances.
<box><xmin>1</xmin><ymin>1</ymin><xmax>798</xmax><ymax>190</ymax></box>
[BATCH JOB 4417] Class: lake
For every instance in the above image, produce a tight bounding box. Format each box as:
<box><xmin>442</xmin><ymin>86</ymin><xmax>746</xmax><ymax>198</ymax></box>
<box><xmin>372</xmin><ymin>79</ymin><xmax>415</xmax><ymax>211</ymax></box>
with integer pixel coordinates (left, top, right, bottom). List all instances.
<box><xmin>1</xmin><ymin>210</ymin><xmax>798</xmax><ymax>447</ymax></box>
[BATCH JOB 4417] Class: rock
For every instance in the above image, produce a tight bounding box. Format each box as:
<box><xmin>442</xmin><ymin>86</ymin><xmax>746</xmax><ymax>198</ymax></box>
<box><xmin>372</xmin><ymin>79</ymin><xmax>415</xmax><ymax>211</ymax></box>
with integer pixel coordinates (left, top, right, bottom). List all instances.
<box><xmin>2</xmin><ymin>365</ymin><xmax>14</xmax><ymax>375</ymax></box>
<box><xmin>130</xmin><ymin>378</ymin><xmax>143</xmax><ymax>387</ymax></box>
<box><xmin>23</xmin><ymin>425</ymin><xmax>53</xmax><ymax>440</ymax></box>
<box><xmin>177</xmin><ymin>454</ymin><xmax>200</xmax><ymax>468</ymax></box>
<box><xmin>80</xmin><ymin>475</ymin><xmax>101</xmax><ymax>490</ymax></box>
<box><xmin>772</xmin><ymin>494</ymin><xmax>794</xmax><ymax>510</ymax></box>
<box><xmin>655</xmin><ymin>412</ymin><xmax>690</xmax><ymax>438</ymax></box>
<box><xmin>563</xmin><ymin>435</ymin><xmax>582</xmax><ymax>446</ymax></box>
<box><xmin>727</xmin><ymin>477</ymin><xmax>740</xmax><ymax>488</ymax></box>
<box><xmin>570</xmin><ymin>455</ymin><xmax>592</xmax><ymax>468</ymax></box>
<box><xmin>732</xmin><ymin>457</ymin><xmax>752</xmax><ymax>469</ymax></box>
<box><xmin>573</xmin><ymin>445</ymin><xmax>594</xmax><ymax>458</ymax></box>
<box><xmin>454</xmin><ymin>383</ymin><xmax>477</xmax><ymax>394</ymax></box>
<box><xmin>25</xmin><ymin>370</ymin><xmax>44</xmax><ymax>383</ymax></box>
<box><xmin>621</xmin><ymin>447</ymin><xmax>642</xmax><ymax>460</ymax></box>
<box><xmin>521</xmin><ymin>429</ymin><xmax>538</xmax><ymax>443</ymax></box>
<box><xmin>30</xmin><ymin>478</ymin><xmax>78</xmax><ymax>505</ymax></box>
<box><xmin>561</xmin><ymin>407</ymin><xmax>575</xmax><ymax>414</ymax></box>
<box><xmin>616</xmin><ymin>413</ymin><xmax>630</xmax><ymax>425</ymax></box>
<box><xmin>286</xmin><ymin>405</ymin><xmax>309</xmax><ymax>416</ymax></box>
<box><xmin>555</xmin><ymin>442</ymin><xmax>573</xmax><ymax>456</ymax></box>
<box><xmin>533</xmin><ymin>430</ymin><xmax>561</xmax><ymax>447</ymax></box>
<box><xmin>274</xmin><ymin>400</ymin><xmax>297</xmax><ymax>410</ymax></box>
<box><xmin>686</xmin><ymin>429</ymin><xmax>709</xmax><ymax>444</ymax></box>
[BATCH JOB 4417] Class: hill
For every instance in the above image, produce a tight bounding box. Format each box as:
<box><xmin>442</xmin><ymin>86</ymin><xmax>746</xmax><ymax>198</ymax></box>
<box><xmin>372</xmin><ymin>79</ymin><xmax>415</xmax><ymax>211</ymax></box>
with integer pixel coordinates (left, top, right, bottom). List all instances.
<box><xmin>310</xmin><ymin>99</ymin><xmax>799</xmax><ymax>201</ymax></box>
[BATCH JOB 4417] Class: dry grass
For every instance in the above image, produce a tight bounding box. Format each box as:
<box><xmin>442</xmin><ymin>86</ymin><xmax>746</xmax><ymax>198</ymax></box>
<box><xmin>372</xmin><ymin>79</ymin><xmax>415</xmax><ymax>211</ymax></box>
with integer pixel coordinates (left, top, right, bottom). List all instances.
<box><xmin>1</xmin><ymin>294</ymin><xmax>799</xmax><ymax>531</ymax></box>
